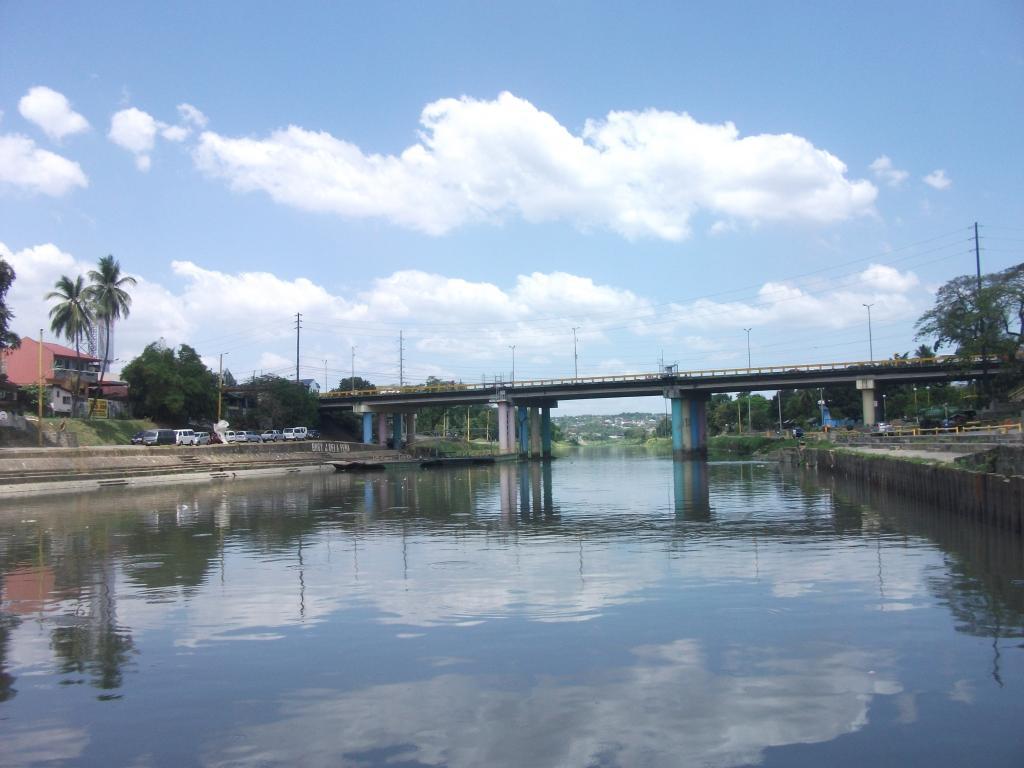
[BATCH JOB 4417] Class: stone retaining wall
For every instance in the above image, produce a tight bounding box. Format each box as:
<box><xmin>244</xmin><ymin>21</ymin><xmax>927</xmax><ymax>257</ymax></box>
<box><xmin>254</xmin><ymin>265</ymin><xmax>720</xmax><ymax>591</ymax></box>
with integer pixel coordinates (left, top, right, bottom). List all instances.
<box><xmin>0</xmin><ymin>440</ymin><xmax>388</xmax><ymax>479</ymax></box>
<box><xmin>784</xmin><ymin>447</ymin><xmax>1023</xmax><ymax>533</ymax></box>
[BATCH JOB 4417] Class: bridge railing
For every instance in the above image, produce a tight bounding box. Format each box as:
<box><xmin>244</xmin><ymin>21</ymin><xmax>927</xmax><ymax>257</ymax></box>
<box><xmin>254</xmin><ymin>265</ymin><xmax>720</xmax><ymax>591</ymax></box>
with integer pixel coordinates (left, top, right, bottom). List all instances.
<box><xmin>320</xmin><ymin>354</ymin><xmax>987</xmax><ymax>400</ymax></box>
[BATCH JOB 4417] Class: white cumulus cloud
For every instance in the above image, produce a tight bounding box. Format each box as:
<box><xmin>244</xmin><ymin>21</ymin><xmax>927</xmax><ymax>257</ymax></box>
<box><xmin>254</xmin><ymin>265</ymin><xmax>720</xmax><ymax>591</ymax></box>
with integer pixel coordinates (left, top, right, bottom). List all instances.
<box><xmin>177</xmin><ymin>103</ymin><xmax>208</xmax><ymax>128</ymax></box>
<box><xmin>869</xmin><ymin>155</ymin><xmax>908</xmax><ymax>187</ymax></box>
<box><xmin>0</xmin><ymin>134</ymin><xmax>88</xmax><ymax>195</ymax></box>
<box><xmin>923</xmin><ymin>169</ymin><xmax>952</xmax><ymax>190</ymax></box>
<box><xmin>193</xmin><ymin>91</ymin><xmax>877</xmax><ymax>240</ymax></box>
<box><xmin>2</xmin><ymin>240</ymin><xmax>927</xmax><ymax>385</ymax></box>
<box><xmin>109</xmin><ymin>107</ymin><xmax>159</xmax><ymax>171</ymax></box>
<box><xmin>17</xmin><ymin>86</ymin><xmax>90</xmax><ymax>141</ymax></box>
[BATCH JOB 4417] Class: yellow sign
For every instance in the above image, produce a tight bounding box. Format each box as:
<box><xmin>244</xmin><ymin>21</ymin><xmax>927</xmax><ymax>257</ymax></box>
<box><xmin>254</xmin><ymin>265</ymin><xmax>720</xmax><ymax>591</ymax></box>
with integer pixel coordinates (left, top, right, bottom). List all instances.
<box><xmin>94</xmin><ymin>399</ymin><xmax>109</xmax><ymax>419</ymax></box>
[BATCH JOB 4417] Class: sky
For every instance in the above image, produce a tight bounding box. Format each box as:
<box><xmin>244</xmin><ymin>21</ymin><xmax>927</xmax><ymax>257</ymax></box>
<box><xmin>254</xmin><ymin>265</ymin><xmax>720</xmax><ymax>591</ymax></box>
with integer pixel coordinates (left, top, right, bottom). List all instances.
<box><xmin>1</xmin><ymin>1</ymin><xmax>1022</xmax><ymax>414</ymax></box>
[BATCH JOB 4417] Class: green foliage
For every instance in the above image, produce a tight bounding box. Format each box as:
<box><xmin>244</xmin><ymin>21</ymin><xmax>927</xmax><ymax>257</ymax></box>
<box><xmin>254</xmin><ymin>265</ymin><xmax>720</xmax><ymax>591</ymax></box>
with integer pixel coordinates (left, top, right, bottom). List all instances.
<box><xmin>46</xmin><ymin>274</ymin><xmax>94</xmax><ymax>413</ymax></box>
<box><xmin>18</xmin><ymin>384</ymin><xmax>40</xmax><ymax>411</ymax></box>
<box><xmin>654</xmin><ymin>416</ymin><xmax>671</xmax><ymax>437</ymax></box>
<box><xmin>122</xmin><ymin>341</ymin><xmax>218</xmax><ymax>424</ymax></box>
<box><xmin>250</xmin><ymin>374</ymin><xmax>320</xmax><ymax>429</ymax></box>
<box><xmin>412</xmin><ymin>377</ymin><xmax>497</xmax><ymax>440</ymax></box>
<box><xmin>0</xmin><ymin>257</ymin><xmax>20</xmax><ymax>352</ymax></box>
<box><xmin>333</xmin><ymin>376</ymin><xmax>374</xmax><ymax>392</ymax></box>
<box><xmin>84</xmin><ymin>255</ymin><xmax>137</xmax><ymax>417</ymax></box>
<box><xmin>916</xmin><ymin>264</ymin><xmax>1024</xmax><ymax>396</ymax></box>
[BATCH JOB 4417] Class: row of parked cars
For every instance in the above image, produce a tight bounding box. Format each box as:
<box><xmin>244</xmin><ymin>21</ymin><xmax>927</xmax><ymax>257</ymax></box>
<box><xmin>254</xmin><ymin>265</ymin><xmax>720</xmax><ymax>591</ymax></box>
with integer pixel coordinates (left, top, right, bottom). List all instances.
<box><xmin>131</xmin><ymin>427</ymin><xmax>320</xmax><ymax>446</ymax></box>
<box><xmin>225</xmin><ymin>427</ymin><xmax>320</xmax><ymax>443</ymax></box>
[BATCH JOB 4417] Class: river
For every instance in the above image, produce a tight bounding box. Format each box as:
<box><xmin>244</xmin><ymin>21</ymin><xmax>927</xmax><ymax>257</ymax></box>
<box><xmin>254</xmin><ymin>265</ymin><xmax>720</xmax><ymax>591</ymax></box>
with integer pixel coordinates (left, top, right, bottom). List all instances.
<box><xmin>0</xmin><ymin>450</ymin><xmax>1021</xmax><ymax>767</ymax></box>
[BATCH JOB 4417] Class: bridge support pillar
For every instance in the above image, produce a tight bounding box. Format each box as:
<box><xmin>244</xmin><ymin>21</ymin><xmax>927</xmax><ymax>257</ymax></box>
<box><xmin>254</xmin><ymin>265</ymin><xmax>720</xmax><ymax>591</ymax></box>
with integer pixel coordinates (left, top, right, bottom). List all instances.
<box><xmin>497</xmin><ymin>400</ymin><xmax>516</xmax><ymax>454</ymax></box>
<box><xmin>362</xmin><ymin>413</ymin><xmax>373</xmax><ymax>444</ymax></box>
<box><xmin>393</xmin><ymin>412</ymin><xmax>404</xmax><ymax>447</ymax></box>
<box><xmin>407</xmin><ymin>413</ymin><xmax>417</xmax><ymax>445</ymax></box>
<box><xmin>377</xmin><ymin>413</ymin><xmax>388</xmax><ymax>446</ymax></box>
<box><xmin>529</xmin><ymin>407</ymin><xmax>542</xmax><ymax>459</ymax></box>
<box><xmin>856</xmin><ymin>378</ymin><xmax>877</xmax><ymax>427</ymax></box>
<box><xmin>517</xmin><ymin>406</ymin><xmax>529</xmax><ymax>457</ymax></box>
<box><xmin>541</xmin><ymin>406</ymin><xmax>552</xmax><ymax>459</ymax></box>
<box><xmin>666</xmin><ymin>390</ymin><xmax>708</xmax><ymax>458</ymax></box>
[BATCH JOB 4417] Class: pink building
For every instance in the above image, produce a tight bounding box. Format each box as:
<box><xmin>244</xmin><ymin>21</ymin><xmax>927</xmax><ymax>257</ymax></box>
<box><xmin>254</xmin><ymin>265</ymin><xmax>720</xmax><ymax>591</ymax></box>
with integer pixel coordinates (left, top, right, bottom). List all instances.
<box><xmin>1</xmin><ymin>336</ymin><xmax>101</xmax><ymax>415</ymax></box>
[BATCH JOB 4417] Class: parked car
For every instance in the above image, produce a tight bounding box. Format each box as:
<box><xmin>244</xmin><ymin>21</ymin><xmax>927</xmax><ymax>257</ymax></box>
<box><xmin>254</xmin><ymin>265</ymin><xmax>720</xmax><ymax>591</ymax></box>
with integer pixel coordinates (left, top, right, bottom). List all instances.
<box><xmin>142</xmin><ymin>429</ymin><xmax>176</xmax><ymax>446</ymax></box>
<box><xmin>283</xmin><ymin>427</ymin><xmax>308</xmax><ymax>440</ymax></box>
<box><xmin>194</xmin><ymin>431</ymin><xmax>211</xmax><ymax>445</ymax></box>
<box><xmin>875</xmin><ymin>422</ymin><xmax>894</xmax><ymax>435</ymax></box>
<box><xmin>224</xmin><ymin>430</ymin><xmax>240</xmax><ymax>443</ymax></box>
<box><xmin>130</xmin><ymin>430</ymin><xmax>146</xmax><ymax>445</ymax></box>
<box><xmin>174</xmin><ymin>429</ymin><xmax>198</xmax><ymax>446</ymax></box>
<box><xmin>307</xmin><ymin>429</ymin><xmax>320</xmax><ymax>439</ymax></box>
<box><xmin>791</xmin><ymin>427</ymin><xmax>804</xmax><ymax>438</ymax></box>
<box><xmin>239</xmin><ymin>430</ymin><xmax>264</xmax><ymax>443</ymax></box>
<box><xmin>261</xmin><ymin>429</ymin><xmax>282</xmax><ymax>442</ymax></box>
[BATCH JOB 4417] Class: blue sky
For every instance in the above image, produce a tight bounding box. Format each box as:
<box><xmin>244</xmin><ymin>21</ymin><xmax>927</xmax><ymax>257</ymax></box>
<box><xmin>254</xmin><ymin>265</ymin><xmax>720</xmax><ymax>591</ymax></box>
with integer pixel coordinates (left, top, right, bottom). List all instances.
<box><xmin>1</xmin><ymin>1</ymin><xmax>1022</xmax><ymax>413</ymax></box>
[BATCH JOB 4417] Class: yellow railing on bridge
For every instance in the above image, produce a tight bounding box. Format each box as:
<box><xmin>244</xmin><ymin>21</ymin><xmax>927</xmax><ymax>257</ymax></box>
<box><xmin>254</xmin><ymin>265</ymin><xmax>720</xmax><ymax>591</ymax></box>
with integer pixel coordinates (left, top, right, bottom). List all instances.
<box><xmin>321</xmin><ymin>354</ymin><xmax>987</xmax><ymax>400</ymax></box>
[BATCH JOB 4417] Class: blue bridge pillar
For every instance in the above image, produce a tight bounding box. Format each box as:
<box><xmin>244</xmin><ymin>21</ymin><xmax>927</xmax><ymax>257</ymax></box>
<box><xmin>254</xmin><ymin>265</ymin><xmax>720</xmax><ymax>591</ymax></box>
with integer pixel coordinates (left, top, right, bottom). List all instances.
<box><xmin>666</xmin><ymin>389</ymin><xmax>709</xmax><ymax>458</ymax></box>
<box><xmin>362</xmin><ymin>413</ymin><xmax>373</xmax><ymax>444</ymax></box>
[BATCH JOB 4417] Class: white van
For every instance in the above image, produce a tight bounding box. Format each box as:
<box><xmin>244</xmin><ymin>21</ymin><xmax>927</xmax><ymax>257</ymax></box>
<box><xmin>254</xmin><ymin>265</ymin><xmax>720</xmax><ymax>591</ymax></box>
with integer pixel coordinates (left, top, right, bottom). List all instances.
<box><xmin>283</xmin><ymin>427</ymin><xmax>308</xmax><ymax>441</ymax></box>
<box><xmin>174</xmin><ymin>429</ymin><xmax>197</xmax><ymax>446</ymax></box>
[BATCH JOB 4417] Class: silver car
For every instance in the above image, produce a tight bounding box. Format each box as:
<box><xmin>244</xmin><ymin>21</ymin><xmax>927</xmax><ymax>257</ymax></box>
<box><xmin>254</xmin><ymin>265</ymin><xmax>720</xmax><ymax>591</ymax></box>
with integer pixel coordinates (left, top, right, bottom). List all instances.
<box><xmin>261</xmin><ymin>429</ymin><xmax>282</xmax><ymax>442</ymax></box>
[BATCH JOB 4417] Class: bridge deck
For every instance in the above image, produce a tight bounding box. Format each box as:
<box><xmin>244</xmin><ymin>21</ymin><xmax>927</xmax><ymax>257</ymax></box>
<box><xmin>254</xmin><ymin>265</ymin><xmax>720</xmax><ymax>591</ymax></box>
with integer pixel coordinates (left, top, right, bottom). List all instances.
<box><xmin>318</xmin><ymin>355</ymin><xmax>999</xmax><ymax>410</ymax></box>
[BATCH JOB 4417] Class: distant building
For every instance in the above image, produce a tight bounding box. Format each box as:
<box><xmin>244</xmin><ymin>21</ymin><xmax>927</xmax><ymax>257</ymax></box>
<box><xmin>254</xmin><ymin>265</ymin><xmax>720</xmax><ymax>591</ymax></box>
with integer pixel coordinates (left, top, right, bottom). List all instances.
<box><xmin>299</xmin><ymin>378</ymin><xmax>321</xmax><ymax>394</ymax></box>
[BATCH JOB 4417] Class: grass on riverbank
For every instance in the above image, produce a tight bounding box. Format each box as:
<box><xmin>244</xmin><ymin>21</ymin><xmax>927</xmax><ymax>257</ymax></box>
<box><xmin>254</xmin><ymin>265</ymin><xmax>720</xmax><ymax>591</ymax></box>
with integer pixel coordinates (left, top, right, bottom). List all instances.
<box><xmin>639</xmin><ymin>434</ymin><xmax>803</xmax><ymax>457</ymax></box>
<box><xmin>42</xmin><ymin>417</ymin><xmax>157</xmax><ymax>446</ymax></box>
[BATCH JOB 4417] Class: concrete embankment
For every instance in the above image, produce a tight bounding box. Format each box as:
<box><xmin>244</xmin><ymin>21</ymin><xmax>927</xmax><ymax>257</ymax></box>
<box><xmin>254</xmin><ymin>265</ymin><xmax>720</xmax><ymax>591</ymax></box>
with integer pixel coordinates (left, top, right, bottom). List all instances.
<box><xmin>0</xmin><ymin>440</ymin><xmax>408</xmax><ymax>498</ymax></box>
<box><xmin>783</xmin><ymin>445</ymin><xmax>1023</xmax><ymax>533</ymax></box>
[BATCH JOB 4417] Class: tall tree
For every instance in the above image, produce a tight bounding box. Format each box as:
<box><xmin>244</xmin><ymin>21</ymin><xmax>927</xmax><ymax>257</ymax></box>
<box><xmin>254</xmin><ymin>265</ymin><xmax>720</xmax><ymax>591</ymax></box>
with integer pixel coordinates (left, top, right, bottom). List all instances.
<box><xmin>84</xmin><ymin>255</ymin><xmax>136</xmax><ymax>416</ymax></box>
<box><xmin>0</xmin><ymin>257</ymin><xmax>19</xmax><ymax>354</ymax></box>
<box><xmin>916</xmin><ymin>264</ymin><xmax>1024</xmax><ymax>397</ymax></box>
<box><xmin>46</xmin><ymin>274</ymin><xmax>94</xmax><ymax>416</ymax></box>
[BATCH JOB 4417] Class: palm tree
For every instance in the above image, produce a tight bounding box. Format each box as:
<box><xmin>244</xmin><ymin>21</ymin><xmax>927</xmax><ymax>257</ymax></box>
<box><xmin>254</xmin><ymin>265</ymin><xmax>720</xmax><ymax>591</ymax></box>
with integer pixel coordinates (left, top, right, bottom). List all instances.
<box><xmin>84</xmin><ymin>255</ymin><xmax>136</xmax><ymax>417</ymax></box>
<box><xmin>46</xmin><ymin>275</ymin><xmax>94</xmax><ymax>417</ymax></box>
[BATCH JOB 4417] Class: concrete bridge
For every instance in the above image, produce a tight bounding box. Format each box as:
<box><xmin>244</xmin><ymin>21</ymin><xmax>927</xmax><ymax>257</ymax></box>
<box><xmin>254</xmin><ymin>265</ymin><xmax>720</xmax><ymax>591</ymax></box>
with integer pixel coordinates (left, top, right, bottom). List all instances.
<box><xmin>320</xmin><ymin>355</ymin><xmax>999</xmax><ymax>458</ymax></box>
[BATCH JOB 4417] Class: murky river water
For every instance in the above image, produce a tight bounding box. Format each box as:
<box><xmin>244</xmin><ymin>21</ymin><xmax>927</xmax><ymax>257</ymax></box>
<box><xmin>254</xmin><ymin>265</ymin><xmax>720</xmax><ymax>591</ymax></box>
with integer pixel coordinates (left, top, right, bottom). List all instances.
<box><xmin>1</xmin><ymin>451</ymin><xmax>1021</xmax><ymax>767</ymax></box>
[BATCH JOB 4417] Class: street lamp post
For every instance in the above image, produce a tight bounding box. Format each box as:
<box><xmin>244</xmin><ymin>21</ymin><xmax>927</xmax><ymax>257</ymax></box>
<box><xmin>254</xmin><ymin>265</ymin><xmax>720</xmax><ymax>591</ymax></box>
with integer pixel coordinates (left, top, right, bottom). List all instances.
<box><xmin>862</xmin><ymin>303</ymin><xmax>875</xmax><ymax>362</ymax></box>
<box><xmin>509</xmin><ymin>345</ymin><xmax>516</xmax><ymax>384</ymax></box>
<box><xmin>350</xmin><ymin>346</ymin><xmax>356</xmax><ymax>392</ymax></box>
<box><xmin>882</xmin><ymin>393</ymin><xmax>887</xmax><ymax>422</ymax></box>
<box><xmin>572</xmin><ymin>327</ymin><xmax>579</xmax><ymax>379</ymax></box>
<box><xmin>743</xmin><ymin>328</ymin><xmax>752</xmax><ymax>433</ymax></box>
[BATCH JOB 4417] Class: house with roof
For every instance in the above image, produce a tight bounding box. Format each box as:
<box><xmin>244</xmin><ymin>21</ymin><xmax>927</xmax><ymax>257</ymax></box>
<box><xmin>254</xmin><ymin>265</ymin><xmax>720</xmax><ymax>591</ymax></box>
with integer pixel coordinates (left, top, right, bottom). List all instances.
<box><xmin>1</xmin><ymin>336</ymin><xmax>102</xmax><ymax>416</ymax></box>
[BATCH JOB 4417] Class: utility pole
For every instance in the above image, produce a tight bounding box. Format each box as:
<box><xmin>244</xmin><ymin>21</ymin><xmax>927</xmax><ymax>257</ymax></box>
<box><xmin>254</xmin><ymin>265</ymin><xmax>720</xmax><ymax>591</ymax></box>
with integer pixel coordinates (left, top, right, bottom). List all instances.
<box><xmin>975</xmin><ymin>221</ymin><xmax>989</xmax><ymax>399</ymax></box>
<box><xmin>37</xmin><ymin>329</ymin><xmax>44</xmax><ymax>446</ymax></box>
<box><xmin>743</xmin><ymin>328</ymin><xmax>753</xmax><ymax>433</ymax></box>
<box><xmin>466</xmin><ymin>405</ymin><xmax>471</xmax><ymax>442</ymax></box>
<box><xmin>294</xmin><ymin>312</ymin><xmax>302</xmax><ymax>382</ymax></box>
<box><xmin>399</xmin><ymin>331</ymin><xmax>405</xmax><ymax>386</ymax></box>
<box><xmin>572</xmin><ymin>327</ymin><xmax>580</xmax><ymax>378</ymax></box>
<box><xmin>974</xmin><ymin>221</ymin><xmax>982</xmax><ymax>291</ymax></box>
<box><xmin>862</xmin><ymin>303</ymin><xmax>874</xmax><ymax>361</ymax></box>
<box><xmin>350</xmin><ymin>346</ymin><xmax>356</xmax><ymax>391</ymax></box>
<box><xmin>217</xmin><ymin>351</ymin><xmax>228</xmax><ymax>423</ymax></box>
<box><xmin>324</xmin><ymin>359</ymin><xmax>328</xmax><ymax>393</ymax></box>
<box><xmin>509</xmin><ymin>344</ymin><xmax>516</xmax><ymax>384</ymax></box>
